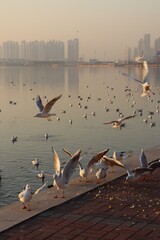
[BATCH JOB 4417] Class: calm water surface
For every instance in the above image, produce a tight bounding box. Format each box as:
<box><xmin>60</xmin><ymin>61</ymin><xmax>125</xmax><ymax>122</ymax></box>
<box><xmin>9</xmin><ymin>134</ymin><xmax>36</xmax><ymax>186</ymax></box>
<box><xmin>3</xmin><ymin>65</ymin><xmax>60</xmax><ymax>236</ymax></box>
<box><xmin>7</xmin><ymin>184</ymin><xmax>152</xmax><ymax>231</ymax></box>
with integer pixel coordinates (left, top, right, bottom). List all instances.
<box><xmin>0</xmin><ymin>64</ymin><xmax>160</xmax><ymax>207</ymax></box>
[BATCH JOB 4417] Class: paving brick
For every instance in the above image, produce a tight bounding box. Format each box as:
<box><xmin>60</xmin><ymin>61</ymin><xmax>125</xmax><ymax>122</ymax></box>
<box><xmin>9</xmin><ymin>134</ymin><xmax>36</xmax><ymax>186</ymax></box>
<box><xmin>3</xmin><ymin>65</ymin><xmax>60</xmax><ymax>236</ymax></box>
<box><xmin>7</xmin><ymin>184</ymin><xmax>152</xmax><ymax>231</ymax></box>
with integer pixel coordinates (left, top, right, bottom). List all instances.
<box><xmin>0</xmin><ymin>174</ymin><xmax>160</xmax><ymax>240</ymax></box>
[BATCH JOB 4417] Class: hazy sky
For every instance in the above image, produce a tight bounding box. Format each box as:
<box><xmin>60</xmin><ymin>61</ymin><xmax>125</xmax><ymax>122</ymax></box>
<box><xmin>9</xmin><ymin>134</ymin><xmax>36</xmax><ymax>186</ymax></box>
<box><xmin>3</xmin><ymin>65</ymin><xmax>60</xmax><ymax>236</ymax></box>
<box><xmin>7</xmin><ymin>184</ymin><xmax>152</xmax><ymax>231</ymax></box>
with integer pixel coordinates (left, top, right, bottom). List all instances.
<box><xmin>0</xmin><ymin>0</ymin><xmax>160</xmax><ymax>60</ymax></box>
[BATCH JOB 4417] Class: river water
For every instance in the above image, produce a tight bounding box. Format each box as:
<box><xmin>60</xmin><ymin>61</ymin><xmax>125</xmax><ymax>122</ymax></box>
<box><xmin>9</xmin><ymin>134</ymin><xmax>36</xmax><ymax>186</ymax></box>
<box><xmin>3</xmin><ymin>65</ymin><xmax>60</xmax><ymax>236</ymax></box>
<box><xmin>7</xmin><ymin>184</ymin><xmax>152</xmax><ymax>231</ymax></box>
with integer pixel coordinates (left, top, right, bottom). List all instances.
<box><xmin>0</xmin><ymin>64</ymin><xmax>160</xmax><ymax>207</ymax></box>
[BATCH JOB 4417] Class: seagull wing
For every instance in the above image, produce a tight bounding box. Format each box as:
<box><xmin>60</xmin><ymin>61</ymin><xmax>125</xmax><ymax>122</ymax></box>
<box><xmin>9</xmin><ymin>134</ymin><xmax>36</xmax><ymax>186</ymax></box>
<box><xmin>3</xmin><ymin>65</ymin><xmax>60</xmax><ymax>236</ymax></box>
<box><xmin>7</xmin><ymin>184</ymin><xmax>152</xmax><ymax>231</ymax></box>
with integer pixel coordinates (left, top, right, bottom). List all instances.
<box><xmin>61</xmin><ymin>149</ymin><xmax>81</xmax><ymax>184</ymax></box>
<box><xmin>102</xmin><ymin>156</ymin><xmax>125</xmax><ymax>169</ymax></box>
<box><xmin>121</xmin><ymin>115</ymin><xmax>137</xmax><ymax>122</ymax></box>
<box><xmin>87</xmin><ymin>149</ymin><xmax>109</xmax><ymax>170</ymax></box>
<box><xmin>63</xmin><ymin>148</ymin><xmax>73</xmax><ymax>157</ymax></box>
<box><xmin>34</xmin><ymin>182</ymin><xmax>47</xmax><ymax>195</ymax></box>
<box><xmin>103</xmin><ymin>120</ymin><xmax>118</xmax><ymax>125</ymax></box>
<box><xmin>139</xmin><ymin>149</ymin><xmax>148</xmax><ymax>168</ymax></box>
<box><xmin>142</xmin><ymin>61</ymin><xmax>149</xmax><ymax>83</ymax></box>
<box><xmin>43</xmin><ymin>94</ymin><xmax>62</xmax><ymax>114</ymax></box>
<box><xmin>134</xmin><ymin>167</ymin><xmax>152</xmax><ymax>177</ymax></box>
<box><xmin>52</xmin><ymin>148</ymin><xmax>61</xmax><ymax>174</ymax></box>
<box><xmin>36</xmin><ymin>95</ymin><xmax>44</xmax><ymax>112</ymax></box>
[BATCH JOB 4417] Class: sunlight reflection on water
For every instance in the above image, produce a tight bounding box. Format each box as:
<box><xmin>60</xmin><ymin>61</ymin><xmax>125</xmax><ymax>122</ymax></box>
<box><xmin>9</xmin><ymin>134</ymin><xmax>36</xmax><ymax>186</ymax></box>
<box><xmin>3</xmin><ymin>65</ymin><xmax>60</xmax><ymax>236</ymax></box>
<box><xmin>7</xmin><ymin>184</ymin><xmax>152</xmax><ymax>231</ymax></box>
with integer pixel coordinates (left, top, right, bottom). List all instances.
<box><xmin>0</xmin><ymin>64</ymin><xmax>160</xmax><ymax>206</ymax></box>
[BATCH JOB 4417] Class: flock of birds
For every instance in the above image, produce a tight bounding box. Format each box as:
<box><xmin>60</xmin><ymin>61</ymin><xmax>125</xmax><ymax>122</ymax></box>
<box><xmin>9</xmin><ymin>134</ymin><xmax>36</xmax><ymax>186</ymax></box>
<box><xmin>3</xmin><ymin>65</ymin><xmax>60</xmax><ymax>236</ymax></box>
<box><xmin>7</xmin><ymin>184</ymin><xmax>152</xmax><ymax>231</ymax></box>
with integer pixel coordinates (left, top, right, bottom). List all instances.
<box><xmin>19</xmin><ymin>145</ymin><xmax>160</xmax><ymax>211</ymax></box>
<box><xmin>1</xmin><ymin>56</ymin><xmax>160</xmax><ymax>211</ymax></box>
<box><xmin>17</xmin><ymin>57</ymin><xmax>160</xmax><ymax>211</ymax></box>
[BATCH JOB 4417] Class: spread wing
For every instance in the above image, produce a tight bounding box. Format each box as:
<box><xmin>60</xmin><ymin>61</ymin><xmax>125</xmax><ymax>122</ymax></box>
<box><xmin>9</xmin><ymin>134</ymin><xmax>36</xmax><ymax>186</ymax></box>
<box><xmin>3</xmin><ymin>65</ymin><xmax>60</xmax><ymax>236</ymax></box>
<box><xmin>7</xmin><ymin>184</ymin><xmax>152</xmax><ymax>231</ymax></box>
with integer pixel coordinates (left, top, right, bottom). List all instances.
<box><xmin>43</xmin><ymin>94</ymin><xmax>62</xmax><ymax>113</ymax></box>
<box><xmin>34</xmin><ymin>182</ymin><xmax>47</xmax><ymax>195</ymax></box>
<box><xmin>87</xmin><ymin>149</ymin><xmax>109</xmax><ymax>170</ymax></box>
<box><xmin>133</xmin><ymin>167</ymin><xmax>152</xmax><ymax>177</ymax></box>
<box><xmin>142</xmin><ymin>61</ymin><xmax>149</xmax><ymax>83</ymax></box>
<box><xmin>36</xmin><ymin>95</ymin><xmax>44</xmax><ymax>112</ymax></box>
<box><xmin>121</xmin><ymin>115</ymin><xmax>137</xmax><ymax>122</ymax></box>
<box><xmin>103</xmin><ymin>120</ymin><xmax>118</xmax><ymax>125</ymax></box>
<box><xmin>63</xmin><ymin>148</ymin><xmax>73</xmax><ymax>157</ymax></box>
<box><xmin>52</xmin><ymin>147</ymin><xmax>61</xmax><ymax>174</ymax></box>
<box><xmin>61</xmin><ymin>149</ymin><xmax>81</xmax><ymax>184</ymax></box>
<box><xmin>102</xmin><ymin>156</ymin><xmax>125</xmax><ymax>169</ymax></box>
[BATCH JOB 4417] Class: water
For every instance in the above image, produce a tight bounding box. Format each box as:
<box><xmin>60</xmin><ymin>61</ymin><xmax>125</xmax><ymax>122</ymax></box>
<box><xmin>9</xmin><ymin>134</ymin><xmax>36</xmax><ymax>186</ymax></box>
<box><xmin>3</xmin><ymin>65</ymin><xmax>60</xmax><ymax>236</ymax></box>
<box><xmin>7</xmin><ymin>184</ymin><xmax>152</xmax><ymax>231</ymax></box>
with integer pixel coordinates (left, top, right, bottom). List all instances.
<box><xmin>0</xmin><ymin>64</ymin><xmax>160</xmax><ymax>207</ymax></box>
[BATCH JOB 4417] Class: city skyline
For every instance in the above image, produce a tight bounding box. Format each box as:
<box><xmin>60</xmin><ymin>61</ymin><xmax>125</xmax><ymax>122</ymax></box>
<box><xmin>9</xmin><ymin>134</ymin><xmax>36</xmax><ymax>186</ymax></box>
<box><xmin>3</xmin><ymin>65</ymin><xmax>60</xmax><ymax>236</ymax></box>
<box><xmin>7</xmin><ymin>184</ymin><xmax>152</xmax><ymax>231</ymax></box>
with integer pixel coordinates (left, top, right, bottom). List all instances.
<box><xmin>0</xmin><ymin>33</ymin><xmax>160</xmax><ymax>63</ymax></box>
<box><xmin>0</xmin><ymin>0</ymin><xmax>160</xmax><ymax>60</ymax></box>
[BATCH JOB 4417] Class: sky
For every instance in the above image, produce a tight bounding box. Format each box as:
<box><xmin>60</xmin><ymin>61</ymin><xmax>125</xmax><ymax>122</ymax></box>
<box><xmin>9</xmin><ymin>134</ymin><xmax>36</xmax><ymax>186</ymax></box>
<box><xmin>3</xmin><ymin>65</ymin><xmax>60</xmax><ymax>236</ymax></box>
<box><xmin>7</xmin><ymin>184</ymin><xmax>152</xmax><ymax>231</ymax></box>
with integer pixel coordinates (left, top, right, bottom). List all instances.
<box><xmin>0</xmin><ymin>0</ymin><xmax>160</xmax><ymax>60</ymax></box>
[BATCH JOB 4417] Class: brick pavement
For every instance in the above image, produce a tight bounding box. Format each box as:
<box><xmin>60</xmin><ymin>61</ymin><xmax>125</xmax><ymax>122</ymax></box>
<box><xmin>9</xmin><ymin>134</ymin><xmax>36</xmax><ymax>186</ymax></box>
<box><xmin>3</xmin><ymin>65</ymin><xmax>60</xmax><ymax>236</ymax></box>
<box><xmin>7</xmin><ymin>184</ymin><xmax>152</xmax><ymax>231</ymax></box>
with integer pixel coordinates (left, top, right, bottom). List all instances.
<box><xmin>0</xmin><ymin>175</ymin><xmax>160</xmax><ymax>240</ymax></box>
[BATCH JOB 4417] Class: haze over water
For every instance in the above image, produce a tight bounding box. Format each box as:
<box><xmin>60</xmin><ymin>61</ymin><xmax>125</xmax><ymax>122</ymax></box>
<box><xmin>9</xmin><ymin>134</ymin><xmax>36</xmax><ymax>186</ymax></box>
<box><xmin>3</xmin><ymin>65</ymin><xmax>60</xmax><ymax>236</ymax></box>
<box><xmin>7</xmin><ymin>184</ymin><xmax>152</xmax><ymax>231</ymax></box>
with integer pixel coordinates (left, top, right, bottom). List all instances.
<box><xmin>0</xmin><ymin>64</ymin><xmax>160</xmax><ymax>206</ymax></box>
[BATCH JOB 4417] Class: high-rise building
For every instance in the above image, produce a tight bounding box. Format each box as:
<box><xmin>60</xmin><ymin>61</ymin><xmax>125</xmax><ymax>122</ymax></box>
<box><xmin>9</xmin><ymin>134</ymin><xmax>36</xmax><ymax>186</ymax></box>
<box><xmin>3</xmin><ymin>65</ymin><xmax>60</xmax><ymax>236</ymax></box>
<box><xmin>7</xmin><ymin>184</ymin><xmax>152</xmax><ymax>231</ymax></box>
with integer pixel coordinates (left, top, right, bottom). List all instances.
<box><xmin>144</xmin><ymin>33</ymin><xmax>151</xmax><ymax>60</ymax></box>
<box><xmin>138</xmin><ymin>38</ymin><xmax>144</xmax><ymax>57</ymax></box>
<box><xmin>67</xmin><ymin>38</ymin><xmax>79</xmax><ymax>62</ymax></box>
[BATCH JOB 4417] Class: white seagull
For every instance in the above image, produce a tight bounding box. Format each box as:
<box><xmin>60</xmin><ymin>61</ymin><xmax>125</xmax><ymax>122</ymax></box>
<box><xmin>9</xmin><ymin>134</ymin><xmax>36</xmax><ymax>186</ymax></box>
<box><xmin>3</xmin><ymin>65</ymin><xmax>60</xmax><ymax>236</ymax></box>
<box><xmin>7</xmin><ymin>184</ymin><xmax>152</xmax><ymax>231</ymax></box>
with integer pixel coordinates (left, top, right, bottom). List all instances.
<box><xmin>32</xmin><ymin>158</ymin><xmax>39</xmax><ymax>170</ymax></box>
<box><xmin>63</xmin><ymin>148</ymin><xmax>109</xmax><ymax>181</ymax></box>
<box><xmin>103</xmin><ymin>114</ymin><xmax>137</xmax><ymax>129</ymax></box>
<box><xmin>126</xmin><ymin>167</ymin><xmax>152</xmax><ymax>182</ymax></box>
<box><xmin>52</xmin><ymin>147</ymin><xmax>81</xmax><ymax>198</ymax></box>
<box><xmin>126</xmin><ymin>59</ymin><xmax>155</xmax><ymax>97</ymax></box>
<box><xmin>34</xmin><ymin>94</ymin><xmax>62</xmax><ymax>121</ymax></box>
<box><xmin>18</xmin><ymin>183</ymin><xmax>46</xmax><ymax>210</ymax></box>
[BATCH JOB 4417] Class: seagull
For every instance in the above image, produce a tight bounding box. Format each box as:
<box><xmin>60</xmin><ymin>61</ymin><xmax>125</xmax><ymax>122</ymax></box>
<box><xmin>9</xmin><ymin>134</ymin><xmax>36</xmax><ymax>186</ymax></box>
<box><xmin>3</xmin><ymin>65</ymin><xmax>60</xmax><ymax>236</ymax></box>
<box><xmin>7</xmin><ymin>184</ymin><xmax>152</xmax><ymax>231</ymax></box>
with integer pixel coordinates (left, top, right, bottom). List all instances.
<box><xmin>132</xmin><ymin>60</ymin><xmax>154</xmax><ymax>97</ymax></box>
<box><xmin>37</xmin><ymin>171</ymin><xmax>45</xmax><ymax>185</ymax></box>
<box><xmin>112</xmin><ymin>151</ymin><xmax>126</xmax><ymax>161</ymax></box>
<box><xmin>63</xmin><ymin>148</ymin><xmax>109</xmax><ymax>181</ymax></box>
<box><xmin>123</xmin><ymin>58</ymin><xmax>155</xmax><ymax>97</ymax></box>
<box><xmin>126</xmin><ymin>168</ymin><xmax>153</xmax><ymax>182</ymax></box>
<box><xmin>103</xmin><ymin>114</ymin><xmax>137</xmax><ymax>129</ymax></box>
<box><xmin>18</xmin><ymin>183</ymin><xmax>46</xmax><ymax>210</ymax></box>
<box><xmin>102</xmin><ymin>155</ymin><xmax>126</xmax><ymax>172</ymax></box>
<box><xmin>32</xmin><ymin>158</ymin><xmax>39</xmax><ymax>170</ymax></box>
<box><xmin>34</xmin><ymin>94</ymin><xmax>62</xmax><ymax>121</ymax></box>
<box><xmin>148</xmin><ymin>159</ymin><xmax>160</xmax><ymax>178</ymax></box>
<box><xmin>11</xmin><ymin>136</ymin><xmax>18</xmax><ymax>144</ymax></box>
<box><xmin>44</xmin><ymin>133</ymin><xmax>48</xmax><ymax>140</ymax></box>
<box><xmin>52</xmin><ymin>147</ymin><xmax>81</xmax><ymax>198</ymax></box>
<box><xmin>139</xmin><ymin>149</ymin><xmax>148</xmax><ymax>168</ymax></box>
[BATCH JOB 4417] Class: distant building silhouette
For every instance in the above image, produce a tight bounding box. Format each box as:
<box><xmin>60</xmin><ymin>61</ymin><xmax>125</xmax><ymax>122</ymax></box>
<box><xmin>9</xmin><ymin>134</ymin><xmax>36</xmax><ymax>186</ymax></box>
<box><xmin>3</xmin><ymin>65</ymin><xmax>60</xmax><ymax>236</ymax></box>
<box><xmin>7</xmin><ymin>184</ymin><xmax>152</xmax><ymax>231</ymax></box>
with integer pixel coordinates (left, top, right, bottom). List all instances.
<box><xmin>67</xmin><ymin>38</ymin><xmax>79</xmax><ymax>62</ymax></box>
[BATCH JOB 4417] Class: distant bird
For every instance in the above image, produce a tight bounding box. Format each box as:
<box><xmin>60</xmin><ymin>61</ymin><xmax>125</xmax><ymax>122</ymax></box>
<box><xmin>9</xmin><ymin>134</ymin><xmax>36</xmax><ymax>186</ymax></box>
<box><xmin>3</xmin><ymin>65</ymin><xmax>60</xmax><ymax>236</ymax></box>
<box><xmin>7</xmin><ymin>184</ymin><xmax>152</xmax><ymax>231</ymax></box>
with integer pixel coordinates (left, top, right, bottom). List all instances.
<box><xmin>103</xmin><ymin>114</ymin><xmax>137</xmax><ymax>129</ymax></box>
<box><xmin>32</xmin><ymin>158</ymin><xmax>39</xmax><ymax>170</ymax></box>
<box><xmin>18</xmin><ymin>183</ymin><xmax>46</xmax><ymax>210</ymax></box>
<box><xmin>52</xmin><ymin>148</ymin><xmax>81</xmax><ymax>198</ymax></box>
<box><xmin>11</xmin><ymin>136</ymin><xmax>18</xmax><ymax>144</ymax></box>
<box><xmin>34</xmin><ymin>94</ymin><xmax>62</xmax><ymax>121</ymax></box>
<box><xmin>139</xmin><ymin>149</ymin><xmax>148</xmax><ymax>168</ymax></box>
<box><xmin>37</xmin><ymin>171</ymin><xmax>45</xmax><ymax>185</ymax></box>
<box><xmin>44</xmin><ymin>133</ymin><xmax>48</xmax><ymax>140</ymax></box>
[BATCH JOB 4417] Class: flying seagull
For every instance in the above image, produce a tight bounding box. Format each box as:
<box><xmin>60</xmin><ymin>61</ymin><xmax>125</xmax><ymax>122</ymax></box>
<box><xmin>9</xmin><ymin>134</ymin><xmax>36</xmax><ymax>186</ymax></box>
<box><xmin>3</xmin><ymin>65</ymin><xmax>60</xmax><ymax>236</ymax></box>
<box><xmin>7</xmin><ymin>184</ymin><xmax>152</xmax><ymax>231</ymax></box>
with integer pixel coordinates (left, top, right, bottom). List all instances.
<box><xmin>103</xmin><ymin>114</ymin><xmax>137</xmax><ymax>129</ymax></box>
<box><xmin>63</xmin><ymin>148</ymin><xmax>109</xmax><ymax>181</ymax></box>
<box><xmin>52</xmin><ymin>147</ymin><xmax>81</xmax><ymax>198</ymax></box>
<box><xmin>34</xmin><ymin>94</ymin><xmax>62</xmax><ymax>121</ymax></box>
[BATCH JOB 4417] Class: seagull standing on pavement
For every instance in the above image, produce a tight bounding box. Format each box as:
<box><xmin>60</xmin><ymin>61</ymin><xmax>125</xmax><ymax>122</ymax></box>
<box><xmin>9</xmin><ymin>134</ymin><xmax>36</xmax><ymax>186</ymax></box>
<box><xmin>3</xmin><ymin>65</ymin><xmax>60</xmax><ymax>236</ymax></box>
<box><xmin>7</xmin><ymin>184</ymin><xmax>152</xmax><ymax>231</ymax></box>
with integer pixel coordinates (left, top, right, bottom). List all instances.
<box><xmin>18</xmin><ymin>183</ymin><xmax>46</xmax><ymax>210</ymax></box>
<box><xmin>34</xmin><ymin>94</ymin><xmax>62</xmax><ymax>121</ymax></box>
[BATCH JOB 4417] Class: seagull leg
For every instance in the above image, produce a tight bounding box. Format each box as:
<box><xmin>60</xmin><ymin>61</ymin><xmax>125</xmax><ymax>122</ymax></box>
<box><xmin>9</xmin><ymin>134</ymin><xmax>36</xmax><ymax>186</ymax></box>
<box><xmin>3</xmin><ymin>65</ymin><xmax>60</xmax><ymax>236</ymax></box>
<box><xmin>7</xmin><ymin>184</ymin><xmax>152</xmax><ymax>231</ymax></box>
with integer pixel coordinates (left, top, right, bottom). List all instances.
<box><xmin>62</xmin><ymin>190</ymin><xmax>65</xmax><ymax>198</ymax></box>
<box><xmin>54</xmin><ymin>189</ymin><xmax>58</xmax><ymax>198</ymax></box>
<box><xmin>47</xmin><ymin>117</ymin><xmax>52</xmax><ymax>121</ymax></box>
<box><xmin>27</xmin><ymin>204</ymin><xmax>31</xmax><ymax>211</ymax></box>
<box><xmin>22</xmin><ymin>203</ymin><xmax>27</xmax><ymax>209</ymax></box>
